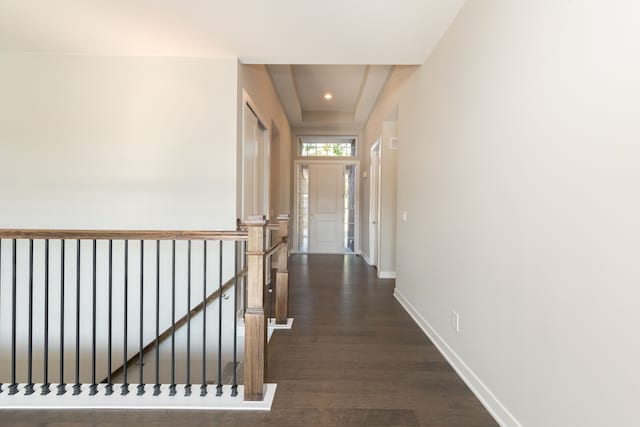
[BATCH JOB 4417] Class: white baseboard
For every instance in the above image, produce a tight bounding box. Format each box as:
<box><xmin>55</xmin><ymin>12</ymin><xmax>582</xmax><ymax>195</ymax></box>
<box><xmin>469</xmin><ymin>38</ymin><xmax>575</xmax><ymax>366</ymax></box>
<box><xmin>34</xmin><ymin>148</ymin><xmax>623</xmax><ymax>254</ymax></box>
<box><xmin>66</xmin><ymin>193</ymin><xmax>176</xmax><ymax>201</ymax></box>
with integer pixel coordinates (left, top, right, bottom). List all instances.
<box><xmin>393</xmin><ymin>289</ymin><xmax>522</xmax><ymax>427</ymax></box>
<box><xmin>377</xmin><ymin>271</ymin><xmax>396</xmax><ymax>279</ymax></box>
<box><xmin>0</xmin><ymin>383</ymin><xmax>276</xmax><ymax>411</ymax></box>
<box><xmin>362</xmin><ymin>253</ymin><xmax>373</xmax><ymax>265</ymax></box>
<box><xmin>267</xmin><ymin>317</ymin><xmax>294</xmax><ymax>329</ymax></box>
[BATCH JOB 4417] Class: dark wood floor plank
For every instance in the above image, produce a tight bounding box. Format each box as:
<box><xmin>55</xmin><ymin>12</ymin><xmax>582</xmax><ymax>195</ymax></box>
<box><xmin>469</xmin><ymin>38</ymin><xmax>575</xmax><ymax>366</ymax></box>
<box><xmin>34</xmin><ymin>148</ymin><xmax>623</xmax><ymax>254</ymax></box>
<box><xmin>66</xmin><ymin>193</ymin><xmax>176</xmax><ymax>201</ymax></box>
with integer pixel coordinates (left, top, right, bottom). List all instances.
<box><xmin>0</xmin><ymin>254</ymin><xmax>497</xmax><ymax>427</ymax></box>
<box><xmin>337</xmin><ymin>408</ymin><xmax>419</xmax><ymax>426</ymax></box>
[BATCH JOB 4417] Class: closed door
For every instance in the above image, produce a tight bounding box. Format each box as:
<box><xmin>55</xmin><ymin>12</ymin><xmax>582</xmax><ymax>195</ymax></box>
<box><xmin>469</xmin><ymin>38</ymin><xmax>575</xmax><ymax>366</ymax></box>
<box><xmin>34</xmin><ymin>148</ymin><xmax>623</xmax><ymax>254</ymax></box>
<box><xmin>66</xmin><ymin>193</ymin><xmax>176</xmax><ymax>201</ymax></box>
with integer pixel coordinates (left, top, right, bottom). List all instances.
<box><xmin>242</xmin><ymin>105</ymin><xmax>269</xmax><ymax>219</ymax></box>
<box><xmin>369</xmin><ymin>142</ymin><xmax>381</xmax><ymax>266</ymax></box>
<box><xmin>309</xmin><ymin>164</ymin><xmax>344</xmax><ymax>252</ymax></box>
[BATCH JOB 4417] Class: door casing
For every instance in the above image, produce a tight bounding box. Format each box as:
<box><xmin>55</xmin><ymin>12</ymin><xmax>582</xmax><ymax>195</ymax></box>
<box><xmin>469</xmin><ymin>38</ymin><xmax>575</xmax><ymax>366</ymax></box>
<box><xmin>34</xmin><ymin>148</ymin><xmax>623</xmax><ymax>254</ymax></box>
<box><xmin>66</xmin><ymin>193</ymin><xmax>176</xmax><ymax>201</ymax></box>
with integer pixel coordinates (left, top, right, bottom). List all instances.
<box><xmin>241</xmin><ymin>91</ymin><xmax>270</xmax><ymax>221</ymax></box>
<box><xmin>293</xmin><ymin>159</ymin><xmax>360</xmax><ymax>254</ymax></box>
<box><xmin>369</xmin><ymin>139</ymin><xmax>381</xmax><ymax>267</ymax></box>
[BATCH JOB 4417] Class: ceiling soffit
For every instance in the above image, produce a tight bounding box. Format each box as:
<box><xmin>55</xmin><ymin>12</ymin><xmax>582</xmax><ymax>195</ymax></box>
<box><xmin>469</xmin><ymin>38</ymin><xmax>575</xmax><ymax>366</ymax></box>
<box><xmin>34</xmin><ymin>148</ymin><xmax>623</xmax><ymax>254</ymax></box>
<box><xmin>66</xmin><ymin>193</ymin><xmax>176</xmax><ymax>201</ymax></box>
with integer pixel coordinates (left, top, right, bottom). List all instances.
<box><xmin>268</xmin><ymin>64</ymin><xmax>391</xmax><ymax>129</ymax></box>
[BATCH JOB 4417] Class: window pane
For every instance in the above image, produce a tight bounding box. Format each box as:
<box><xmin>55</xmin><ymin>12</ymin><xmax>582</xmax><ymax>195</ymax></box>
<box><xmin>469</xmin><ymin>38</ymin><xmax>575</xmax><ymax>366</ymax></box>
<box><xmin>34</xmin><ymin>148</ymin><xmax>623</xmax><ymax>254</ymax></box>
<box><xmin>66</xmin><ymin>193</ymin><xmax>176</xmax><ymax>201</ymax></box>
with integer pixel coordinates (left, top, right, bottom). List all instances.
<box><xmin>300</xmin><ymin>137</ymin><xmax>356</xmax><ymax>157</ymax></box>
<box><xmin>343</xmin><ymin>164</ymin><xmax>356</xmax><ymax>253</ymax></box>
<box><xmin>298</xmin><ymin>164</ymin><xmax>310</xmax><ymax>252</ymax></box>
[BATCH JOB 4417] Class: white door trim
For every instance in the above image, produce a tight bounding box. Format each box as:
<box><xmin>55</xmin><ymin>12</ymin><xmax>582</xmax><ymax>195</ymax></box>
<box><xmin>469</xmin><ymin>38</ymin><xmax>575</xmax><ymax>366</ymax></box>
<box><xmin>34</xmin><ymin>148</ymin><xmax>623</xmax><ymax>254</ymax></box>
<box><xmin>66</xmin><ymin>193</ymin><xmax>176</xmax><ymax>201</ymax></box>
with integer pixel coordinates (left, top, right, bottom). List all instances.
<box><xmin>241</xmin><ymin>89</ymin><xmax>270</xmax><ymax>221</ymax></box>
<box><xmin>292</xmin><ymin>159</ymin><xmax>360</xmax><ymax>255</ymax></box>
<box><xmin>369</xmin><ymin>138</ymin><xmax>382</xmax><ymax>267</ymax></box>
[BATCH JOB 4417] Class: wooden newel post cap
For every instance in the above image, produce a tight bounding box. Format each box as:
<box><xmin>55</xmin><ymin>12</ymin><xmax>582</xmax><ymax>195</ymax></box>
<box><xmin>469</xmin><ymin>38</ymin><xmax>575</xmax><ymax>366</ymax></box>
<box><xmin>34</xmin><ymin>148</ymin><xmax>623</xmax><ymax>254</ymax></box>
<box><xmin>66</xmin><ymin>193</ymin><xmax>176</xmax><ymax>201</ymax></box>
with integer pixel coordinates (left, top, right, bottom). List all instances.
<box><xmin>245</xmin><ymin>215</ymin><xmax>267</xmax><ymax>225</ymax></box>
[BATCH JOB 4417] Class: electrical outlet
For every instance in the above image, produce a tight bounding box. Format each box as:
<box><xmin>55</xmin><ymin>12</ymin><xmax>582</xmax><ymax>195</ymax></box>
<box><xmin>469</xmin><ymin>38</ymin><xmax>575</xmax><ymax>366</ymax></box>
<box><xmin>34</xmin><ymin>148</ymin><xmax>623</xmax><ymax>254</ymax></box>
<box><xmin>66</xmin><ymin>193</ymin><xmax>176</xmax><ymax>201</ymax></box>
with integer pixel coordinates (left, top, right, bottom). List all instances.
<box><xmin>401</xmin><ymin>211</ymin><xmax>407</xmax><ymax>223</ymax></box>
<box><xmin>452</xmin><ymin>310</ymin><xmax>460</xmax><ymax>332</ymax></box>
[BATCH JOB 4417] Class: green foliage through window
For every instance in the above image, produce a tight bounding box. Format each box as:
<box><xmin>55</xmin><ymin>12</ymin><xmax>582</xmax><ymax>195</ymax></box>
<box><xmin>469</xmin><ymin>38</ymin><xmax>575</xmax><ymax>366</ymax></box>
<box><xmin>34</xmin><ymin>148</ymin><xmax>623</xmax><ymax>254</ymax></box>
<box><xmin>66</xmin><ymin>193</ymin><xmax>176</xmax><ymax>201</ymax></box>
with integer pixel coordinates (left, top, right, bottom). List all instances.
<box><xmin>300</xmin><ymin>138</ymin><xmax>356</xmax><ymax>157</ymax></box>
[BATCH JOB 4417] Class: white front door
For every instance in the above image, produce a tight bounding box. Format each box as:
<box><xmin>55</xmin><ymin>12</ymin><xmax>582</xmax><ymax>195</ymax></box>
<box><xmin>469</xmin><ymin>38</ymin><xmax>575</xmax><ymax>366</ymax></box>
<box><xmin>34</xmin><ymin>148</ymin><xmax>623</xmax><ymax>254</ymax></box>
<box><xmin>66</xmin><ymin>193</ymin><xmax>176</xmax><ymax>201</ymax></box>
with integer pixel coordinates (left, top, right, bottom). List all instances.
<box><xmin>309</xmin><ymin>163</ymin><xmax>344</xmax><ymax>252</ymax></box>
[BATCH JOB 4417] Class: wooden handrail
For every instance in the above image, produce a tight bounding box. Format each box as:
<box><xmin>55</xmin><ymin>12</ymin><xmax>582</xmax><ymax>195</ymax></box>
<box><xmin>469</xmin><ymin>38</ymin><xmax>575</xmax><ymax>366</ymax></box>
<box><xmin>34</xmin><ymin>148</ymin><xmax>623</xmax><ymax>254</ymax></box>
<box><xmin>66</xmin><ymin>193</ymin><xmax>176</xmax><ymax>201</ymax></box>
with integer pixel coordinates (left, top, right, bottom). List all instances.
<box><xmin>0</xmin><ymin>229</ymin><xmax>248</xmax><ymax>241</ymax></box>
<box><xmin>237</xmin><ymin>223</ymin><xmax>281</xmax><ymax>231</ymax></box>
<box><xmin>264</xmin><ymin>240</ymin><xmax>286</xmax><ymax>259</ymax></box>
<box><xmin>105</xmin><ymin>267</ymin><xmax>248</xmax><ymax>383</ymax></box>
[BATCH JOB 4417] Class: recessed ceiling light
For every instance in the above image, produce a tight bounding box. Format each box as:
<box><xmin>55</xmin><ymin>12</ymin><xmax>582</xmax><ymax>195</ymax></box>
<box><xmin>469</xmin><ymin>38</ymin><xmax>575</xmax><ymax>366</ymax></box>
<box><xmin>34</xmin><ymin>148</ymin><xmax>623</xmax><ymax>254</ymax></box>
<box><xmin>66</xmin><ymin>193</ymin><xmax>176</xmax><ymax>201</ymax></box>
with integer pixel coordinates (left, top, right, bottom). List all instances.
<box><xmin>324</xmin><ymin>93</ymin><xmax>333</xmax><ymax>100</ymax></box>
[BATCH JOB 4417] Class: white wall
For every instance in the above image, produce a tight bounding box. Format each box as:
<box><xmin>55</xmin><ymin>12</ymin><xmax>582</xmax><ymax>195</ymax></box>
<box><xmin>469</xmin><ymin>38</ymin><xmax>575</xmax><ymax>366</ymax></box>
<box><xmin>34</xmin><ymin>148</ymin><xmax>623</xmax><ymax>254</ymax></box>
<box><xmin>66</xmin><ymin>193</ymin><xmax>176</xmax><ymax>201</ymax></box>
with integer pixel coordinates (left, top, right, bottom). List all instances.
<box><xmin>393</xmin><ymin>1</ymin><xmax>640</xmax><ymax>426</ymax></box>
<box><xmin>0</xmin><ymin>53</ymin><xmax>239</xmax><ymax>230</ymax></box>
<box><xmin>0</xmin><ymin>53</ymin><xmax>240</xmax><ymax>384</ymax></box>
<box><xmin>378</xmin><ymin>120</ymin><xmax>398</xmax><ymax>276</ymax></box>
<box><xmin>237</xmin><ymin>64</ymin><xmax>292</xmax><ymax>222</ymax></box>
<box><xmin>361</xmin><ymin>67</ymin><xmax>417</xmax><ymax>270</ymax></box>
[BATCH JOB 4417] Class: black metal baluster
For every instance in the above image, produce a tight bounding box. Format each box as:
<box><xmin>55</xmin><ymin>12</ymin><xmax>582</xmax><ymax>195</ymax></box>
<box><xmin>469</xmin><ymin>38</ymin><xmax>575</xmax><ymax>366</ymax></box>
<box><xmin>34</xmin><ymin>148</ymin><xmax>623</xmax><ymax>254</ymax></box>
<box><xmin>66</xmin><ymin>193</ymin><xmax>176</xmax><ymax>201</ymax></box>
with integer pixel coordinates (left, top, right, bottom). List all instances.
<box><xmin>271</xmin><ymin>268</ymin><xmax>275</xmax><ymax>324</ymax></box>
<box><xmin>73</xmin><ymin>239</ymin><xmax>81</xmax><ymax>395</ymax></box>
<box><xmin>25</xmin><ymin>239</ymin><xmax>35</xmax><ymax>395</ymax></box>
<box><xmin>89</xmin><ymin>240</ymin><xmax>98</xmax><ymax>396</ymax></box>
<box><xmin>185</xmin><ymin>240</ymin><xmax>192</xmax><ymax>397</ymax></box>
<box><xmin>137</xmin><ymin>240</ymin><xmax>145</xmax><ymax>396</ymax></box>
<box><xmin>0</xmin><ymin>239</ymin><xmax>3</xmax><ymax>395</ymax></box>
<box><xmin>9</xmin><ymin>239</ymin><xmax>18</xmax><ymax>395</ymax></box>
<box><xmin>243</xmin><ymin>240</ymin><xmax>248</xmax><ymax>319</ymax></box>
<box><xmin>266</xmin><ymin>233</ymin><xmax>271</xmax><ymax>324</ymax></box>
<box><xmin>169</xmin><ymin>240</ymin><xmax>176</xmax><ymax>396</ymax></box>
<box><xmin>106</xmin><ymin>240</ymin><xmax>114</xmax><ymax>395</ymax></box>
<box><xmin>216</xmin><ymin>240</ymin><xmax>223</xmax><ymax>397</ymax></box>
<box><xmin>42</xmin><ymin>239</ymin><xmax>51</xmax><ymax>395</ymax></box>
<box><xmin>201</xmin><ymin>240</ymin><xmax>207</xmax><ymax>397</ymax></box>
<box><xmin>57</xmin><ymin>239</ymin><xmax>66</xmax><ymax>395</ymax></box>
<box><xmin>268</xmin><ymin>230</ymin><xmax>274</xmax><ymax>323</ymax></box>
<box><xmin>243</xmin><ymin>240</ymin><xmax>247</xmax><ymax>267</ymax></box>
<box><xmin>153</xmin><ymin>240</ymin><xmax>160</xmax><ymax>396</ymax></box>
<box><xmin>231</xmin><ymin>240</ymin><xmax>238</xmax><ymax>397</ymax></box>
<box><xmin>121</xmin><ymin>240</ymin><xmax>129</xmax><ymax>396</ymax></box>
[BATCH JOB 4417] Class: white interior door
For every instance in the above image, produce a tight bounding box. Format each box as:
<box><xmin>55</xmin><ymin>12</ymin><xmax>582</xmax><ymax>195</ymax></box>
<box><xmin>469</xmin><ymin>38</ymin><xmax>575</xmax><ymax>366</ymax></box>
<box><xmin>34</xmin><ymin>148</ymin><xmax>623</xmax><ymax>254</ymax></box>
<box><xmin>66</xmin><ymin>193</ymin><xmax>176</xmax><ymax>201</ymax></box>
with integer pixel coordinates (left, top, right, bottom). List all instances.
<box><xmin>309</xmin><ymin>163</ymin><xmax>344</xmax><ymax>252</ymax></box>
<box><xmin>369</xmin><ymin>142</ymin><xmax>381</xmax><ymax>266</ymax></box>
<box><xmin>242</xmin><ymin>105</ymin><xmax>269</xmax><ymax>220</ymax></box>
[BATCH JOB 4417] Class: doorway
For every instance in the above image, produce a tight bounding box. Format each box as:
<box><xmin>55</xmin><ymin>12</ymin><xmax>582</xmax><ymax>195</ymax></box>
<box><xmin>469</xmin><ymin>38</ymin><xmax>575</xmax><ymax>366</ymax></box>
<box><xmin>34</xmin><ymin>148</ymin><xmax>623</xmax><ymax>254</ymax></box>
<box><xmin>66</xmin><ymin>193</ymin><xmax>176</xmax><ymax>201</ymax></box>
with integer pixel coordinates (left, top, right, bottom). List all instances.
<box><xmin>295</xmin><ymin>161</ymin><xmax>359</xmax><ymax>253</ymax></box>
<box><xmin>242</xmin><ymin>97</ymin><xmax>270</xmax><ymax>220</ymax></box>
<box><xmin>369</xmin><ymin>139</ymin><xmax>381</xmax><ymax>267</ymax></box>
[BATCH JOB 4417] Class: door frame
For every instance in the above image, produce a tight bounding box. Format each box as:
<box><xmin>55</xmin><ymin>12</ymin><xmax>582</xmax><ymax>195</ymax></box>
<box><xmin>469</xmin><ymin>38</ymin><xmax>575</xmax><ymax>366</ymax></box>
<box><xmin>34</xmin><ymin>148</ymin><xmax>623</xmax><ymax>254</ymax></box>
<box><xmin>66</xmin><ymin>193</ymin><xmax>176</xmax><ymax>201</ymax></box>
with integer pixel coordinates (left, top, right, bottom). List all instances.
<box><xmin>241</xmin><ymin>90</ymin><xmax>270</xmax><ymax>221</ymax></box>
<box><xmin>369</xmin><ymin>138</ymin><xmax>382</xmax><ymax>267</ymax></box>
<box><xmin>292</xmin><ymin>159</ymin><xmax>360</xmax><ymax>254</ymax></box>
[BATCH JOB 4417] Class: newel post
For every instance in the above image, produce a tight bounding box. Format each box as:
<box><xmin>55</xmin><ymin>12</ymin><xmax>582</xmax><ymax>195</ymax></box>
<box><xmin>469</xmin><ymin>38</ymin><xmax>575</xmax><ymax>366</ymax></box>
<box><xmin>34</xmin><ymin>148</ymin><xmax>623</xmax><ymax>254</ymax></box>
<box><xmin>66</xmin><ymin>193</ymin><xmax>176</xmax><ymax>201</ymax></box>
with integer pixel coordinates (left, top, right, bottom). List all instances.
<box><xmin>244</xmin><ymin>215</ymin><xmax>267</xmax><ymax>401</ymax></box>
<box><xmin>275</xmin><ymin>213</ymin><xmax>290</xmax><ymax>325</ymax></box>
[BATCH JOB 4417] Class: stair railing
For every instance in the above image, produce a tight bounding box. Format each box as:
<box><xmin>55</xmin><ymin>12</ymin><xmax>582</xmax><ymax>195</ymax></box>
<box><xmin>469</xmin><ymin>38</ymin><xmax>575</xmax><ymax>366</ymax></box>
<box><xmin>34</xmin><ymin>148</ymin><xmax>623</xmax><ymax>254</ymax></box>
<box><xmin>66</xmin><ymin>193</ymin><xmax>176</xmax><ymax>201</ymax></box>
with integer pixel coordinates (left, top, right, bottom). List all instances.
<box><xmin>0</xmin><ymin>214</ymin><xmax>289</xmax><ymax>405</ymax></box>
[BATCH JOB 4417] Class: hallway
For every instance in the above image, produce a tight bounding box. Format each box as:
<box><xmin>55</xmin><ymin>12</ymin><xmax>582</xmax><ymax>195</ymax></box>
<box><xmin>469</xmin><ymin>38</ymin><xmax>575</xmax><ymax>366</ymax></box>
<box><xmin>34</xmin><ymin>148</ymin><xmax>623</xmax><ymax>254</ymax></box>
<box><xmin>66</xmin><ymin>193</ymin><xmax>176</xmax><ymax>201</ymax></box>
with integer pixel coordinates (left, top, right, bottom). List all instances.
<box><xmin>0</xmin><ymin>255</ymin><xmax>497</xmax><ymax>426</ymax></box>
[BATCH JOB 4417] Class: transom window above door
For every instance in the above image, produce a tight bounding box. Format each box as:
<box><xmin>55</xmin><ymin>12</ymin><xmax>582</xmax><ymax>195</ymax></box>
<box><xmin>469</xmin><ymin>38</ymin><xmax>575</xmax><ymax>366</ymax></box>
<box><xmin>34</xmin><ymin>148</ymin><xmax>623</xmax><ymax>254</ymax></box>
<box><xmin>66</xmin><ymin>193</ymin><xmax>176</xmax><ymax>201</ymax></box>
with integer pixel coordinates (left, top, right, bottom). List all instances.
<box><xmin>299</xmin><ymin>136</ymin><xmax>356</xmax><ymax>157</ymax></box>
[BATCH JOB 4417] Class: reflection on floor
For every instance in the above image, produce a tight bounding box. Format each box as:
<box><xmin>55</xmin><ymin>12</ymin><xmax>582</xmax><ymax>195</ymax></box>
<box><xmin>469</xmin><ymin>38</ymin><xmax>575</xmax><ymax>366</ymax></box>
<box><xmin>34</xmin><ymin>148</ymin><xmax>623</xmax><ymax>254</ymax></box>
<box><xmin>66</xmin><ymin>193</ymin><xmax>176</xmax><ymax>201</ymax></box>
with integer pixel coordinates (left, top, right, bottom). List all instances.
<box><xmin>0</xmin><ymin>255</ymin><xmax>497</xmax><ymax>427</ymax></box>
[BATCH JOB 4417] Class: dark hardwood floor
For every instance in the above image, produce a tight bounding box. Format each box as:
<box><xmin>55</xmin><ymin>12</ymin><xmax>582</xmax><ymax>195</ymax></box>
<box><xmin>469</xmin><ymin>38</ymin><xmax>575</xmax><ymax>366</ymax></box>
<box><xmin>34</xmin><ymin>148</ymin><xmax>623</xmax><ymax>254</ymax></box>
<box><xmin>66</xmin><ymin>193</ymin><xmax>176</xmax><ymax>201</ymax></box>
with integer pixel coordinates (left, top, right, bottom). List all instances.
<box><xmin>0</xmin><ymin>254</ymin><xmax>498</xmax><ymax>427</ymax></box>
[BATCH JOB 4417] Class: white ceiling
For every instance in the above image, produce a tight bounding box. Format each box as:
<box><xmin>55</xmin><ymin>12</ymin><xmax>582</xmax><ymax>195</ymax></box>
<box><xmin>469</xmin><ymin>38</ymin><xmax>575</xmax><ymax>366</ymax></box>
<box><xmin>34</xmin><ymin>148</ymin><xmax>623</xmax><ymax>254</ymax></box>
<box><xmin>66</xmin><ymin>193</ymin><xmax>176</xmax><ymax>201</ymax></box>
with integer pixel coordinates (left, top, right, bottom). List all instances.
<box><xmin>0</xmin><ymin>0</ymin><xmax>466</xmax><ymax>131</ymax></box>
<box><xmin>0</xmin><ymin>0</ymin><xmax>466</xmax><ymax>64</ymax></box>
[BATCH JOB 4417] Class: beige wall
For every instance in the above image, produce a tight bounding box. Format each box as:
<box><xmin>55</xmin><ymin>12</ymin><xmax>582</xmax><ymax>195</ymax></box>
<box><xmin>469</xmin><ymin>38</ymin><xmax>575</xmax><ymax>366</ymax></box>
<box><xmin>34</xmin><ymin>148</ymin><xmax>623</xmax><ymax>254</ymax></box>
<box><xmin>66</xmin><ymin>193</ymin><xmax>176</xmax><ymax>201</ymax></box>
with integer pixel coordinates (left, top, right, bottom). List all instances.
<box><xmin>378</xmin><ymin>120</ymin><xmax>398</xmax><ymax>275</ymax></box>
<box><xmin>392</xmin><ymin>1</ymin><xmax>640</xmax><ymax>426</ymax></box>
<box><xmin>361</xmin><ymin>67</ymin><xmax>417</xmax><ymax>270</ymax></box>
<box><xmin>0</xmin><ymin>53</ymin><xmax>239</xmax><ymax>229</ymax></box>
<box><xmin>238</xmin><ymin>64</ymin><xmax>292</xmax><ymax>222</ymax></box>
